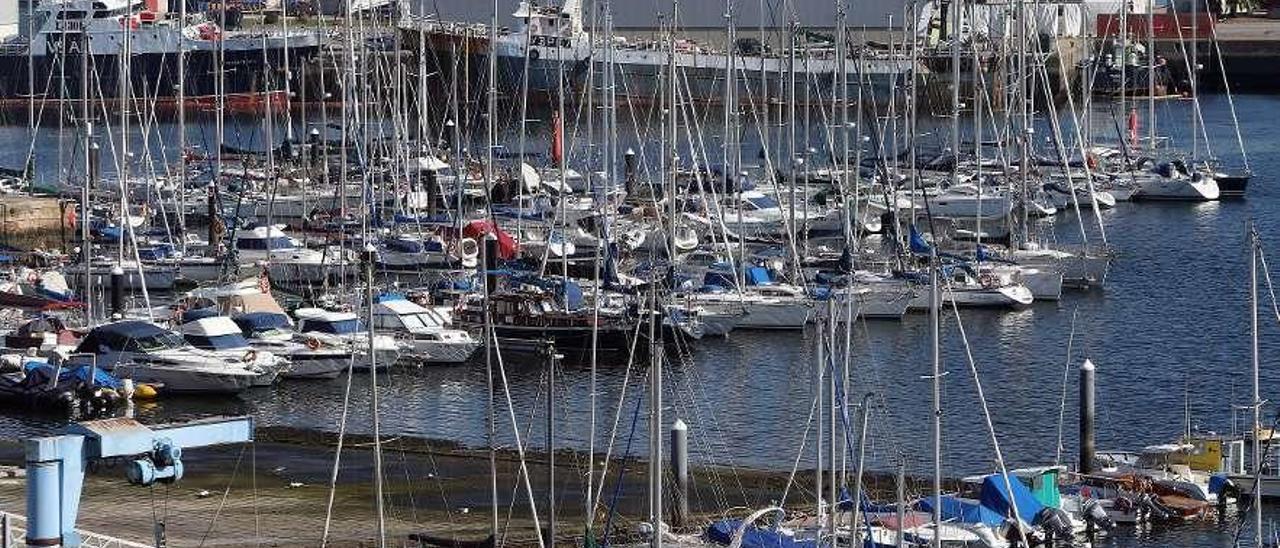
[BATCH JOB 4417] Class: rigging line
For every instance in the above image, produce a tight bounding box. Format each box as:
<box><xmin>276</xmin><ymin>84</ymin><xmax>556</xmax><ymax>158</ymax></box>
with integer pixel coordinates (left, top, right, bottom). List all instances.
<box><xmin>499</xmin><ymin>362</ymin><xmax>549</xmax><ymax>540</ymax></box>
<box><xmin>252</xmin><ymin>437</ymin><xmax>260</xmax><ymax>546</ymax></box>
<box><xmin>777</xmin><ymin>377</ymin><xmax>819</xmax><ymax>509</ymax></box>
<box><xmin>489</xmin><ymin>326</ymin><xmax>548</xmax><ymax>548</ymax></box>
<box><xmin>590</xmin><ymin>313</ymin><xmax>647</xmax><ymax>513</ymax></box>
<box><xmin>197</xmin><ymin>441</ymin><xmax>250</xmax><ymax>548</ymax></box>
<box><xmin>1255</xmin><ymin>244</ymin><xmax>1280</xmax><ymax>328</ymax></box>
<box><xmin>1054</xmin><ymin>307</ymin><xmax>1080</xmax><ymax>466</ymax></box>
<box><xmin>320</xmin><ymin>351</ymin><xmax>361</xmax><ymax>547</ymax></box>
<box><xmin>945</xmin><ymin>282</ymin><xmax>1029</xmax><ymax>545</ymax></box>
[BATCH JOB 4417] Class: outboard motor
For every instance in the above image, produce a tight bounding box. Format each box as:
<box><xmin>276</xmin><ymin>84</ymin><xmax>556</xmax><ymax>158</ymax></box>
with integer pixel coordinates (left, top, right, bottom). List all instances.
<box><xmin>1081</xmin><ymin>498</ymin><xmax>1115</xmax><ymax>531</ymax></box>
<box><xmin>1033</xmin><ymin>506</ymin><xmax>1075</xmax><ymax>542</ymax></box>
<box><xmin>1137</xmin><ymin>493</ymin><xmax>1174</xmax><ymax>522</ymax></box>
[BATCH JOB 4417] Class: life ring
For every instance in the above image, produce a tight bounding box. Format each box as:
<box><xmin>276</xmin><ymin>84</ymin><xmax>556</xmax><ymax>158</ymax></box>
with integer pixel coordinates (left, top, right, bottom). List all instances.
<box><xmin>459</xmin><ymin>237</ymin><xmax>479</xmax><ymax>261</ymax></box>
<box><xmin>529</xmin><ymin>48</ymin><xmax>540</xmax><ymax>61</ymax></box>
<box><xmin>26</xmin><ymin>271</ymin><xmax>39</xmax><ymax>284</ymax></box>
<box><xmin>306</xmin><ymin>337</ymin><xmax>321</xmax><ymax>350</ymax></box>
<box><xmin>243</xmin><ymin>349</ymin><xmax>257</xmax><ymax>363</ymax></box>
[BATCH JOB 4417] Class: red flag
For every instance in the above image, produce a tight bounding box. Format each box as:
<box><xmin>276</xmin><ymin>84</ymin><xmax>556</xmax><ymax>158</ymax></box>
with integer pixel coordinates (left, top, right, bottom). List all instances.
<box><xmin>1127</xmin><ymin>108</ymin><xmax>1139</xmax><ymax>146</ymax></box>
<box><xmin>550</xmin><ymin>111</ymin><xmax>563</xmax><ymax>166</ymax></box>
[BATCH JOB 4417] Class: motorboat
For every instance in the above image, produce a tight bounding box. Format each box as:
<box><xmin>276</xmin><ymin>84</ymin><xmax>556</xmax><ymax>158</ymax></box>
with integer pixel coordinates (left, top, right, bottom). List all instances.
<box><xmin>177</xmin><ymin>315</ymin><xmax>286</xmax><ymax>386</ymax></box>
<box><xmin>371</xmin><ymin>296</ymin><xmax>480</xmax><ymax>364</ymax></box>
<box><xmin>294</xmin><ymin>308</ymin><xmax>402</xmax><ymax>370</ymax></box>
<box><xmin>232</xmin><ymin>312</ymin><xmax>350</xmax><ymax>380</ymax></box>
<box><xmin>70</xmin><ymin>321</ymin><xmax>261</xmax><ymax>394</ymax></box>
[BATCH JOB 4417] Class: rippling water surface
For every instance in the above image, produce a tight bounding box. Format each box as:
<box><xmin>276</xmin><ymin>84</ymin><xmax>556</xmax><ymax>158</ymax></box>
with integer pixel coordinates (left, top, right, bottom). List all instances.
<box><xmin>3</xmin><ymin>94</ymin><xmax>1280</xmax><ymax>545</ymax></box>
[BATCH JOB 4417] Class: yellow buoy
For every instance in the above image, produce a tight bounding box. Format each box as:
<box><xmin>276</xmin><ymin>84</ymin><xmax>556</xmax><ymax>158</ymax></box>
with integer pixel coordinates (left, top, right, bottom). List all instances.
<box><xmin>133</xmin><ymin>384</ymin><xmax>159</xmax><ymax>400</ymax></box>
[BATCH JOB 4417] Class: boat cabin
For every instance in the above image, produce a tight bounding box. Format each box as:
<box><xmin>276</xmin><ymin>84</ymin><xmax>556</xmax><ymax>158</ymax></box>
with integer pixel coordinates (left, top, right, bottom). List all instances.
<box><xmin>295</xmin><ymin>308</ymin><xmax>363</xmax><ymax>335</ymax></box>
<box><xmin>179</xmin><ymin>316</ymin><xmax>252</xmax><ymax>351</ymax></box>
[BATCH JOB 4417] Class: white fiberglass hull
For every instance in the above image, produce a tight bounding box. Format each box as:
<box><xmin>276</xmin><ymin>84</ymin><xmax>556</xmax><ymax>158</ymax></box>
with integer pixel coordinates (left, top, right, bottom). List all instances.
<box><xmin>113</xmin><ymin>364</ymin><xmax>258</xmax><ymax>394</ymax></box>
<box><xmin>400</xmin><ymin>339</ymin><xmax>481</xmax><ymax>364</ymax></box>
<box><xmin>734</xmin><ymin>301</ymin><xmax>812</xmax><ymax>330</ymax></box>
<box><xmin>1133</xmin><ymin>176</ymin><xmax>1220</xmax><ymax>201</ymax></box>
<box><xmin>1019</xmin><ymin>267</ymin><xmax>1064</xmax><ymax>301</ymax></box>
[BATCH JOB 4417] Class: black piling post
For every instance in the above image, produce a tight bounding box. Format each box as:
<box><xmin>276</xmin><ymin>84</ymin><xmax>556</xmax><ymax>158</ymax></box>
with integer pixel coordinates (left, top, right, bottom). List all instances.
<box><xmin>109</xmin><ymin>265</ymin><xmax>124</xmax><ymax>317</ymax></box>
<box><xmin>1080</xmin><ymin>359</ymin><xmax>1096</xmax><ymax>475</ymax></box>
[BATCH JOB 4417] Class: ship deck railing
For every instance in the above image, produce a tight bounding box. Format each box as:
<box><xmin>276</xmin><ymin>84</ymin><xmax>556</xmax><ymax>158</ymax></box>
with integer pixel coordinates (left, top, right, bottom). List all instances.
<box><xmin>0</xmin><ymin>512</ymin><xmax>153</xmax><ymax>548</ymax></box>
<box><xmin>0</xmin><ymin>38</ymin><xmax>29</xmax><ymax>56</ymax></box>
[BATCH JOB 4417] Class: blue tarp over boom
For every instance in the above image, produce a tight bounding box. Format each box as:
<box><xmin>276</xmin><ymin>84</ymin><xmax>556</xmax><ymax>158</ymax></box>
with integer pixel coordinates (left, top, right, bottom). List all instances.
<box><xmin>979</xmin><ymin>473</ymin><xmax>1045</xmax><ymax>526</ymax></box>
<box><xmin>917</xmin><ymin>495</ymin><xmax>1005</xmax><ymax>527</ymax></box>
<box><xmin>706</xmin><ymin>520</ymin><xmax>815</xmax><ymax>548</ymax></box>
<box><xmin>909</xmin><ymin>225</ymin><xmax>932</xmax><ymax>255</ymax></box>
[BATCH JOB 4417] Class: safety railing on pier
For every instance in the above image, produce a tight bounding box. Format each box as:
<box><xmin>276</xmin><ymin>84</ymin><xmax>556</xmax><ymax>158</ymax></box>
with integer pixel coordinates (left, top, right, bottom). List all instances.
<box><xmin>0</xmin><ymin>512</ymin><xmax>152</xmax><ymax>548</ymax></box>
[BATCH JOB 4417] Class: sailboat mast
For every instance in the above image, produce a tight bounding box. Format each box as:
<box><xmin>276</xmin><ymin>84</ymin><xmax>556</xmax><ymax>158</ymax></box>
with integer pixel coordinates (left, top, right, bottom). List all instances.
<box><xmin>1147</xmin><ymin>0</ymin><xmax>1155</xmax><ymax>152</ymax></box>
<box><xmin>177</xmin><ymin>0</ymin><xmax>187</xmax><ymax>252</ymax></box>
<box><xmin>667</xmin><ymin>4</ymin><xmax>678</xmax><ymax>263</ymax></box>
<box><xmin>80</xmin><ymin>35</ymin><xmax>92</xmax><ymax>322</ymax></box>
<box><xmin>1251</xmin><ymin>224</ymin><xmax>1262</xmax><ymax>548</ymax></box>
<box><xmin>930</xmin><ymin>245</ymin><xmax>942</xmax><ymax>548</ymax></box>
<box><xmin>1191</xmin><ymin>0</ymin><xmax>1199</xmax><ymax>162</ymax></box>
<box><xmin>485</xmin><ymin>0</ymin><xmax>500</xmax><ymax>540</ymax></box>
<box><xmin>815</xmin><ymin>311</ymin><xmax>826</xmax><ymax>539</ymax></box>
<box><xmin>118</xmin><ymin>0</ymin><xmax>132</xmax><ymax>266</ymax></box>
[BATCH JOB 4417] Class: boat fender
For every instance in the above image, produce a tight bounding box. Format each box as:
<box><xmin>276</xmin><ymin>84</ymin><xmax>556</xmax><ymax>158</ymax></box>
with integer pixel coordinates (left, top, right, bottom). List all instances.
<box><xmin>133</xmin><ymin>383</ymin><xmax>159</xmax><ymax>400</ymax></box>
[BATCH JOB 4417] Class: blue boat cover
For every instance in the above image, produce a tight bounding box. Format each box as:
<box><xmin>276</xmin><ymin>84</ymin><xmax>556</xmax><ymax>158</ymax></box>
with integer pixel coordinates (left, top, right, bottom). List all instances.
<box><xmin>233</xmin><ymin>312</ymin><xmax>292</xmax><ymax>333</ymax></box>
<box><xmin>1209</xmin><ymin>473</ymin><xmax>1232</xmax><ymax>497</ymax></box>
<box><xmin>179</xmin><ymin>307</ymin><xmax>220</xmax><ymax>323</ymax></box>
<box><xmin>909</xmin><ymin>225</ymin><xmax>932</xmax><ymax>255</ymax></box>
<box><xmin>704</xmin><ymin>271</ymin><xmax>737</xmax><ymax>289</ymax></box>
<box><xmin>560</xmin><ymin>280</ymin><xmax>584</xmax><ymax>311</ymax></box>
<box><xmin>23</xmin><ymin>362</ymin><xmax>121</xmax><ymax>389</ymax></box>
<box><xmin>88</xmin><ymin>320</ymin><xmax>172</xmax><ymax>339</ymax></box>
<box><xmin>917</xmin><ymin>495</ymin><xmax>1005</xmax><ymax>527</ymax></box>
<box><xmin>706</xmin><ymin>520</ymin><xmax>815</xmax><ymax>548</ymax></box>
<box><xmin>979</xmin><ymin>473</ymin><xmax>1045</xmax><ymax>525</ymax></box>
<box><xmin>376</xmin><ymin>293</ymin><xmax>407</xmax><ymax>303</ymax></box>
<box><xmin>745</xmin><ymin>266</ymin><xmax>772</xmax><ymax>286</ymax></box>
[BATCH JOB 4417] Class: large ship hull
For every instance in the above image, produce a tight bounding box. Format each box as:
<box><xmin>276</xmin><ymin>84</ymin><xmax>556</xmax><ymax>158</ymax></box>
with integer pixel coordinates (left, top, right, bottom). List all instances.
<box><xmin>0</xmin><ymin>40</ymin><xmax>319</xmax><ymax>115</ymax></box>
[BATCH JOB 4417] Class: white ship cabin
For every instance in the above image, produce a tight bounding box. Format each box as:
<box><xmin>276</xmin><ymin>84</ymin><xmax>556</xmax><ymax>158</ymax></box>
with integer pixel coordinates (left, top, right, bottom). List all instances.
<box><xmin>513</xmin><ymin>0</ymin><xmax>583</xmax><ymax>45</ymax></box>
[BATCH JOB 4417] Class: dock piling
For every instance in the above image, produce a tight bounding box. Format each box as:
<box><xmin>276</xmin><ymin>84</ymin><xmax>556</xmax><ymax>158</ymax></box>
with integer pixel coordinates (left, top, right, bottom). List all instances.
<box><xmin>671</xmin><ymin>418</ymin><xmax>688</xmax><ymax>529</ymax></box>
<box><xmin>109</xmin><ymin>266</ymin><xmax>124</xmax><ymax>317</ymax></box>
<box><xmin>1080</xmin><ymin>359</ymin><xmax>1096</xmax><ymax>475</ymax></box>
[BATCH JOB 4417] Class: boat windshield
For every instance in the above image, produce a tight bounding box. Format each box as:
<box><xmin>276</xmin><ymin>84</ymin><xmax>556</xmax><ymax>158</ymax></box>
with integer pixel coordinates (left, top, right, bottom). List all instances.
<box><xmin>746</xmin><ymin>195</ymin><xmax>779</xmax><ymax>210</ymax></box>
<box><xmin>186</xmin><ymin>333</ymin><xmax>250</xmax><ymax>351</ymax></box>
<box><xmin>128</xmin><ymin>331</ymin><xmax>187</xmax><ymax>352</ymax></box>
<box><xmin>237</xmin><ymin>237</ymin><xmax>295</xmax><ymax>251</ymax></box>
<box><xmin>307</xmin><ymin>319</ymin><xmax>362</xmax><ymax>335</ymax></box>
<box><xmin>400</xmin><ymin>314</ymin><xmax>427</xmax><ymax>330</ymax></box>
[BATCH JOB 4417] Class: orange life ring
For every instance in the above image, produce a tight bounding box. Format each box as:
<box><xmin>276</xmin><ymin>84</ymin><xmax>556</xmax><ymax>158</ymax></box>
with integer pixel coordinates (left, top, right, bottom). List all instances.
<box><xmin>306</xmin><ymin>337</ymin><xmax>321</xmax><ymax>350</ymax></box>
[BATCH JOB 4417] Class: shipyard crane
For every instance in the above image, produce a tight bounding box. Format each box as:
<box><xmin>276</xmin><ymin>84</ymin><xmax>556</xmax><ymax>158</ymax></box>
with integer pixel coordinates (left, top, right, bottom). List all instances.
<box><xmin>23</xmin><ymin>416</ymin><xmax>254</xmax><ymax>547</ymax></box>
